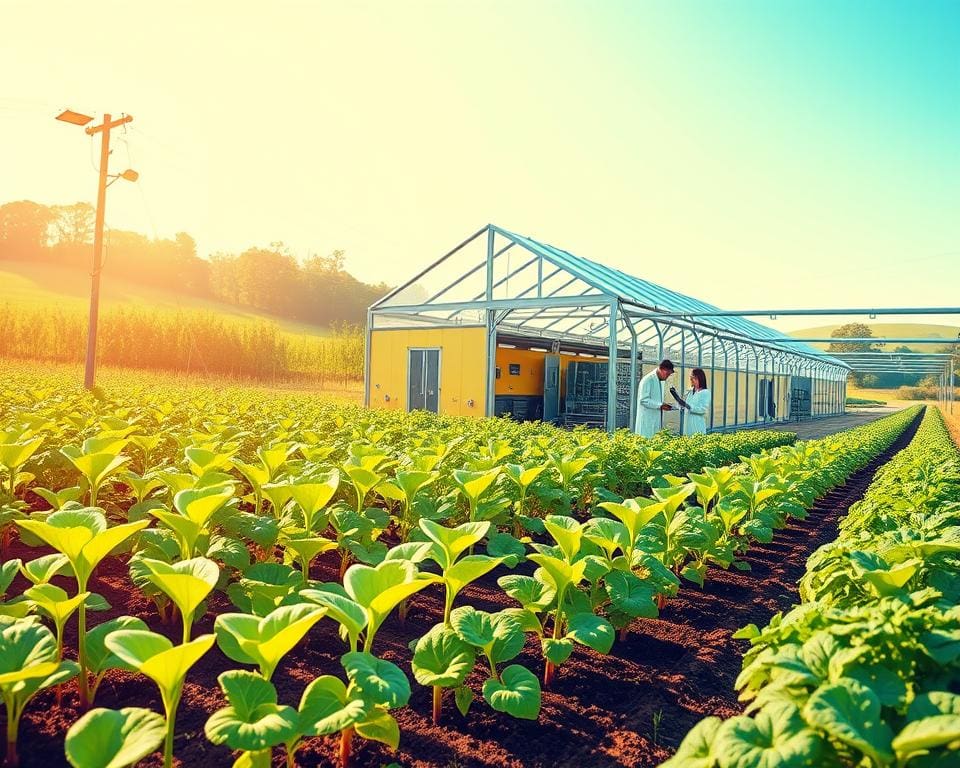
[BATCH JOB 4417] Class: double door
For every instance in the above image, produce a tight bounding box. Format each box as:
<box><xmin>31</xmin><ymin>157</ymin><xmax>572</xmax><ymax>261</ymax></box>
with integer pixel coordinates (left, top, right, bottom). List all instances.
<box><xmin>408</xmin><ymin>348</ymin><xmax>440</xmax><ymax>413</ymax></box>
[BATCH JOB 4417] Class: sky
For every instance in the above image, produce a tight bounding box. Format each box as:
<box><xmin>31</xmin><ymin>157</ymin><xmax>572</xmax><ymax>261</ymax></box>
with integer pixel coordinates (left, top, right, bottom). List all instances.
<box><xmin>2</xmin><ymin>0</ymin><xmax>958</xmax><ymax>332</ymax></box>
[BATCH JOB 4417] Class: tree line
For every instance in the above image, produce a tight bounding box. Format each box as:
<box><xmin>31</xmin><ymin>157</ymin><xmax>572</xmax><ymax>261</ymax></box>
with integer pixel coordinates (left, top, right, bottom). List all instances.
<box><xmin>828</xmin><ymin>322</ymin><xmax>958</xmax><ymax>389</ymax></box>
<box><xmin>0</xmin><ymin>200</ymin><xmax>390</xmax><ymax>325</ymax></box>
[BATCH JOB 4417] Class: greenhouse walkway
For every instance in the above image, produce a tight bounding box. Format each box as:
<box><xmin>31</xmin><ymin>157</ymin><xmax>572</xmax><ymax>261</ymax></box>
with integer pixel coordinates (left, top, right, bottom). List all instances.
<box><xmin>729</xmin><ymin>405</ymin><xmax>905</xmax><ymax>440</ymax></box>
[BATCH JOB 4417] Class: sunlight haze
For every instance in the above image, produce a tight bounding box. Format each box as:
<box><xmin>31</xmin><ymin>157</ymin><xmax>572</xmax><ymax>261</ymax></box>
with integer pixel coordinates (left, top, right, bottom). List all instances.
<box><xmin>2</xmin><ymin>0</ymin><xmax>958</xmax><ymax>331</ymax></box>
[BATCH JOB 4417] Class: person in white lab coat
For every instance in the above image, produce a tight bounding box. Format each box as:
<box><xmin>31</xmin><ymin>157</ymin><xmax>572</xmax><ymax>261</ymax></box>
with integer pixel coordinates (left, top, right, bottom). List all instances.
<box><xmin>635</xmin><ymin>359</ymin><xmax>675</xmax><ymax>438</ymax></box>
<box><xmin>680</xmin><ymin>368</ymin><xmax>712</xmax><ymax>435</ymax></box>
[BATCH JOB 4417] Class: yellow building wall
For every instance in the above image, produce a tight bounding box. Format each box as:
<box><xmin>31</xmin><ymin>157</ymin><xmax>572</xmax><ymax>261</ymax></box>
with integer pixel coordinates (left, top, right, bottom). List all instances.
<box><xmin>494</xmin><ymin>348</ymin><xmax>587</xmax><ymax>397</ymax></box>
<box><xmin>368</xmin><ymin>327</ymin><xmax>487</xmax><ymax>417</ymax></box>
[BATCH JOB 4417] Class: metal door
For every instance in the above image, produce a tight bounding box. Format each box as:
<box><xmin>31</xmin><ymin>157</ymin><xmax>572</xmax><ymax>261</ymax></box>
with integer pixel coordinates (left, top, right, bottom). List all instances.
<box><xmin>543</xmin><ymin>354</ymin><xmax>560</xmax><ymax>422</ymax></box>
<box><xmin>408</xmin><ymin>348</ymin><xmax>440</xmax><ymax>413</ymax></box>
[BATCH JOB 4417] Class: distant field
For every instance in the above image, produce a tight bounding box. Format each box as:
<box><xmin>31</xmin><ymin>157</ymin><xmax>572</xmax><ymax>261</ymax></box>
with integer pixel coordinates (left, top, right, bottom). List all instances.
<box><xmin>0</xmin><ymin>259</ymin><xmax>334</xmax><ymax>338</ymax></box>
<box><xmin>791</xmin><ymin>322</ymin><xmax>959</xmax><ymax>352</ymax></box>
<box><xmin>0</xmin><ymin>260</ymin><xmax>364</xmax><ymax>381</ymax></box>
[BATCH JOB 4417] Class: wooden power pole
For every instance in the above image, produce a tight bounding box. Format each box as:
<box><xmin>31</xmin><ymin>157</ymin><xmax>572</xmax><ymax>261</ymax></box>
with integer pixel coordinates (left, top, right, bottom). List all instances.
<box><xmin>82</xmin><ymin>113</ymin><xmax>133</xmax><ymax>389</ymax></box>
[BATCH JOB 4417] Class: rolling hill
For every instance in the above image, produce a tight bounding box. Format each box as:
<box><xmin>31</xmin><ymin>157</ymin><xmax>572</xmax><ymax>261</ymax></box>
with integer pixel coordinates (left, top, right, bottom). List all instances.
<box><xmin>0</xmin><ymin>259</ymin><xmax>333</xmax><ymax>337</ymax></box>
<box><xmin>790</xmin><ymin>323</ymin><xmax>959</xmax><ymax>352</ymax></box>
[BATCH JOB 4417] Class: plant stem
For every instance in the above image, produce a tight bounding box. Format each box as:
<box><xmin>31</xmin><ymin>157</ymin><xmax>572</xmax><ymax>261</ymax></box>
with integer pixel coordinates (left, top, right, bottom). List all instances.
<box><xmin>5</xmin><ymin>705</ymin><xmax>21</xmax><ymax>768</ymax></box>
<box><xmin>432</xmin><ymin>685</ymin><xmax>442</xmax><ymax>725</ymax></box>
<box><xmin>339</xmin><ymin>726</ymin><xmax>354</xmax><ymax>768</ymax></box>
<box><xmin>77</xmin><ymin>586</ymin><xmax>90</xmax><ymax>709</ymax></box>
<box><xmin>163</xmin><ymin>689</ymin><xmax>182</xmax><ymax>768</ymax></box>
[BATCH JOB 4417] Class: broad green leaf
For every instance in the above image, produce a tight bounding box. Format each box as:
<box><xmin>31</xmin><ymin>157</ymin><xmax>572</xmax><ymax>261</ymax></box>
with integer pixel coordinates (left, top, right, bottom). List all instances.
<box><xmin>528</xmin><ymin>553</ymin><xmax>586</xmax><ymax>592</ymax></box>
<box><xmin>450</xmin><ymin>605</ymin><xmax>495</xmax><ymax>648</ymax></box>
<box><xmin>24</xmin><ymin>583</ymin><xmax>88</xmax><ymax>625</ymax></box>
<box><xmin>342</xmin><ymin>651</ymin><xmax>411</xmax><ymax>708</ymax></box>
<box><xmin>65</xmin><ymin>707</ymin><xmax>166</xmax><ymax>768</ymax></box>
<box><xmin>543</xmin><ymin>515</ymin><xmax>583</xmax><ymax>562</ymax></box>
<box><xmin>0</xmin><ymin>616</ymin><xmax>61</xmax><ymax>686</ymax></box>
<box><xmin>566</xmin><ymin>613</ymin><xmax>615</xmax><ymax>654</ymax></box>
<box><xmin>343</xmin><ymin>559</ymin><xmax>436</xmax><ymax>647</ymax></box>
<box><xmin>285</xmin><ymin>470</ymin><xmax>340</xmax><ymax>528</ymax></box>
<box><xmin>0</xmin><ymin>437</ymin><xmax>44</xmax><ymax>472</ymax></box>
<box><xmin>205</xmin><ymin>670</ymin><xmax>298</xmax><ymax>751</ymax></box>
<box><xmin>419</xmin><ymin>519</ymin><xmax>490</xmax><ymax>567</ymax></box>
<box><xmin>412</xmin><ymin>625</ymin><xmax>475</xmax><ymax>688</ymax></box>
<box><xmin>173</xmin><ymin>482</ymin><xmax>235</xmax><ymax>527</ymax></box>
<box><xmin>86</xmin><ymin>616</ymin><xmax>150</xmax><ymax>675</ymax></box>
<box><xmin>908</xmin><ymin>692</ymin><xmax>960</xmax><ymax>720</ymax></box>
<box><xmin>498</xmin><ymin>574</ymin><xmax>555</xmax><ymax>612</ymax></box>
<box><xmin>215</xmin><ymin>604</ymin><xmax>327</xmax><ymax>680</ymax></box>
<box><xmin>543</xmin><ymin>637</ymin><xmax>574</xmax><ymax>665</ymax></box>
<box><xmin>660</xmin><ymin>716</ymin><xmax>723</xmax><ymax>768</ymax></box>
<box><xmin>104</xmin><ymin>630</ymin><xmax>215</xmax><ymax>700</ymax></box>
<box><xmin>355</xmin><ymin>710</ymin><xmax>401</xmax><ymax>750</ymax></box>
<box><xmin>445</xmin><ymin>555</ymin><xmax>503</xmax><ymax>596</ymax></box>
<box><xmin>482</xmin><ymin>664</ymin><xmax>541</xmax><ymax>720</ymax></box>
<box><xmin>298</xmin><ymin>675</ymin><xmax>369</xmax><ymax>736</ymax></box>
<box><xmin>142</xmin><ymin>557</ymin><xmax>219</xmax><ymax>627</ymax></box>
<box><xmin>893</xmin><ymin>715</ymin><xmax>960</xmax><ymax>760</ymax></box>
<box><xmin>714</xmin><ymin>703</ymin><xmax>823</xmax><ymax>768</ymax></box>
<box><xmin>604</xmin><ymin>570</ymin><xmax>658</xmax><ymax>619</ymax></box>
<box><xmin>300</xmin><ymin>587</ymin><xmax>366</xmax><ymax>647</ymax></box>
<box><xmin>453</xmin><ymin>468</ymin><xmax>500</xmax><ymax>503</ymax></box>
<box><xmin>803</xmin><ymin>678</ymin><xmax>894</xmax><ymax>765</ymax></box>
<box><xmin>20</xmin><ymin>553</ymin><xmax>70</xmax><ymax>585</ymax></box>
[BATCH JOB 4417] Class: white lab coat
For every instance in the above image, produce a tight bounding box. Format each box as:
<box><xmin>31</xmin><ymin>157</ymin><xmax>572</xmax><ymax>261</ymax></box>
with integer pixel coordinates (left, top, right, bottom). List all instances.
<box><xmin>682</xmin><ymin>388</ymin><xmax>712</xmax><ymax>435</ymax></box>
<box><xmin>635</xmin><ymin>369</ymin><xmax>665</xmax><ymax>438</ymax></box>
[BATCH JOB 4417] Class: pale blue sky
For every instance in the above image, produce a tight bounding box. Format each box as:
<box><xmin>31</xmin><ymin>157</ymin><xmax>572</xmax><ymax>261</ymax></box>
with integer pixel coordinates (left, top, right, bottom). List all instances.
<box><xmin>1</xmin><ymin>0</ymin><xmax>957</xmax><ymax>330</ymax></box>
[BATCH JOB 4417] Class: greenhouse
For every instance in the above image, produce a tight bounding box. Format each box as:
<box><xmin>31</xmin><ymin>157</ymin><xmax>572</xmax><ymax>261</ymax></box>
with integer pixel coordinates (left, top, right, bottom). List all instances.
<box><xmin>365</xmin><ymin>224</ymin><xmax>852</xmax><ymax>433</ymax></box>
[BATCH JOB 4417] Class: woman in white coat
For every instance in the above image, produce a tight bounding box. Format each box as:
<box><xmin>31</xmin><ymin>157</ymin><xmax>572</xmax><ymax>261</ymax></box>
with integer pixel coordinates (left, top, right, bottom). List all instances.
<box><xmin>680</xmin><ymin>368</ymin><xmax>711</xmax><ymax>436</ymax></box>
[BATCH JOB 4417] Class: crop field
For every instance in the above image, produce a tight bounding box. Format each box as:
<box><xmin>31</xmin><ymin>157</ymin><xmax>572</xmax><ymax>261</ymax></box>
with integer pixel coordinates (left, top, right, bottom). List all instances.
<box><xmin>0</xmin><ymin>366</ymin><xmax>954</xmax><ymax>768</ymax></box>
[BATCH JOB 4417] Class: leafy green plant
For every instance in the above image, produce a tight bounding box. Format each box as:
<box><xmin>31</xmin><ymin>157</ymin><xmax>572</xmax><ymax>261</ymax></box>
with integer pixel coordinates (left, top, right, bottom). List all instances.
<box><xmin>150</xmin><ymin>482</ymin><xmax>237</xmax><ymax>560</ymax></box>
<box><xmin>138</xmin><ymin>556</ymin><xmax>220</xmax><ymax>642</ymax></box>
<box><xmin>411</xmin><ymin>623</ymin><xmax>475</xmax><ymax>725</ymax></box>
<box><xmin>64</xmin><ymin>707</ymin><xmax>166</xmax><ymax>768</ymax></box>
<box><xmin>104</xmin><ymin>630</ymin><xmax>215</xmax><ymax>768</ymax></box>
<box><xmin>22</xmin><ymin>583</ymin><xmax>89</xmax><ymax>658</ymax></box>
<box><xmin>302</xmin><ymin>559</ymin><xmax>436</xmax><ymax>653</ymax></box>
<box><xmin>204</xmin><ymin>669</ymin><xmax>298</xmax><ymax>768</ymax></box>
<box><xmin>419</xmin><ymin>519</ymin><xmax>503</xmax><ymax>624</ymax></box>
<box><xmin>215</xmin><ymin>603</ymin><xmax>327</xmax><ymax>680</ymax></box>
<box><xmin>523</xmin><ymin>515</ymin><xmax>615</xmax><ymax>686</ymax></box>
<box><xmin>15</xmin><ymin>508</ymin><xmax>147</xmax><ymax>707</ymax></box>
<box><xmin>448</xmin><ymin>605</ymin><xmax>541</xmax><ymax>720</ymax></box>
<box><xmin>60</xmin><ymin>437</ymin><xmax>131</xmax><ymax>508</ymax></box>
<box><xmin>294</xmin><ymin>651</ymin><xmax>411</xmax><ymax>768</ymax></box>
<box><xmin>0</xmin><ymin>617</ymin><xmax>80</xmax><ymax>767</ymax></box>
<box><xmin>0</xmin><ymin>436</ymin><xmax>44</xmax><ymax>496</ymax></box>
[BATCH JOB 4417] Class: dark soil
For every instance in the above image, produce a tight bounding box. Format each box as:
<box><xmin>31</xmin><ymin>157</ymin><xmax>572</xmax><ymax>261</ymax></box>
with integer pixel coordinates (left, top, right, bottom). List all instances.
<box><xmin>10</xmin><ymin>414</ymin><xmax>921</xmax><ymax>768</ymax></box>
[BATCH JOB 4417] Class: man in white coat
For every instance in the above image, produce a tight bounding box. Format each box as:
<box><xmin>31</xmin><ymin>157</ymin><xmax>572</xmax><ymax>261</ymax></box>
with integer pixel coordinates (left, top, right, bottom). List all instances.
<box><xmin>635</xmin><ymin>359</ymin><xmax>675</xmax><ymax>438</ymax></box>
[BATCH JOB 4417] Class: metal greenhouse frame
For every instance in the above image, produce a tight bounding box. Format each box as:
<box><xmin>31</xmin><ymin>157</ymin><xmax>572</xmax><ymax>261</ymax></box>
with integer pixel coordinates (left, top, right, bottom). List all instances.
<box><xmin>366</xmin><ymin>224</ymin><xmax>957</xmax><ymax>432</ymax></box>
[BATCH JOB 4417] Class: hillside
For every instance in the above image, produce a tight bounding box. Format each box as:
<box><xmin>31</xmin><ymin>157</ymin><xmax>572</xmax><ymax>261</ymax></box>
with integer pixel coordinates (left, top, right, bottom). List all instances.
<box><xmin>0</xmin><ymin>259</ymin><xmax>333</xmax><ymax>337</ymax></box>
<box><xmin>790</xmin><ymin>323</ymin><xmax>959</xmax><ymax>352</ymax></box>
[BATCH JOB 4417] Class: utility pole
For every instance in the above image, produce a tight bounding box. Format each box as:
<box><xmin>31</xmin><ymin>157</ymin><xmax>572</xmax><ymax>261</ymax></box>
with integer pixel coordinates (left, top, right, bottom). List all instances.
<box><xmin>82</xmin><ymin>113</ymin><xmax>133</xmax><ymax>389</ymax></box>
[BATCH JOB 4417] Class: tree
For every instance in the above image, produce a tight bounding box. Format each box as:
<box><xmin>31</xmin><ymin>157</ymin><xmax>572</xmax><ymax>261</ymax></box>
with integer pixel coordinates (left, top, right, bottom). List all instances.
<box><xmin>0</xmin><ymin>201</ymin><xmax>56</xmax><ymax>260</ymax></box>
<box><xmin>828</xmin><ymin>323</ymin><xmax>882</xmax><ymax>387</ymax></box>
<box><xmin>937</xmin><ymin>342</ymin><xmax>960</xmax><ymax>387</ymax></box>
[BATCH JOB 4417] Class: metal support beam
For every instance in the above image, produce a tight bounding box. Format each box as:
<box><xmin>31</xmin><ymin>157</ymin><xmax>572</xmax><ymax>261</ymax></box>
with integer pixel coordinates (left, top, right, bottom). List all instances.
<box><xmin>607</xmin><ymin>301</ymin><xmax>619</xmax><ymax>434</ymax></box>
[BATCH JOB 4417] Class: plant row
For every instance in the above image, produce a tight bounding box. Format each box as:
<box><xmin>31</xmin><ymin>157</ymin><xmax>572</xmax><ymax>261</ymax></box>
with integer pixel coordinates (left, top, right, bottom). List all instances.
<box><xmin>663</xmin><ymin>406</ymin><xmax>960</xmax><ymax>768</ymax></box>
<box><xmin>0</xmin><ymin>394</ymin><xmax>920</xmax><ymax>767</ymax></box>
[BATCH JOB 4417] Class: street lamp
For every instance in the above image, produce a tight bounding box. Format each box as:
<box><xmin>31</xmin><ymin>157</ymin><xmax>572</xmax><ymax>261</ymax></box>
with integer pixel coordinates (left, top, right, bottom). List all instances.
<box><xmin>56</xmin><ymin>108</ymin><xmax>135</xmax><ymax>389</ymax></box>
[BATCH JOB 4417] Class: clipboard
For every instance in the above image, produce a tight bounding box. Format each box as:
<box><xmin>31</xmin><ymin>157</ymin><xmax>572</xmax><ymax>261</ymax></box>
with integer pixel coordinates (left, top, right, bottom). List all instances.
<box><xmin>669</xmin><ymin>386</ymin><xmax>689</xmax><ymax>409</ymax></box>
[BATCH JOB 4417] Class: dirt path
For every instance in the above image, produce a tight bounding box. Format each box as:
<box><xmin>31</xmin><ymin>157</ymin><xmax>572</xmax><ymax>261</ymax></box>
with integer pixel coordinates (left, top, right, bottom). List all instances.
<box><xmin>11</xmin><ymin>414</ymin><xmax>922</xmax><ymax>768</ymax></box>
